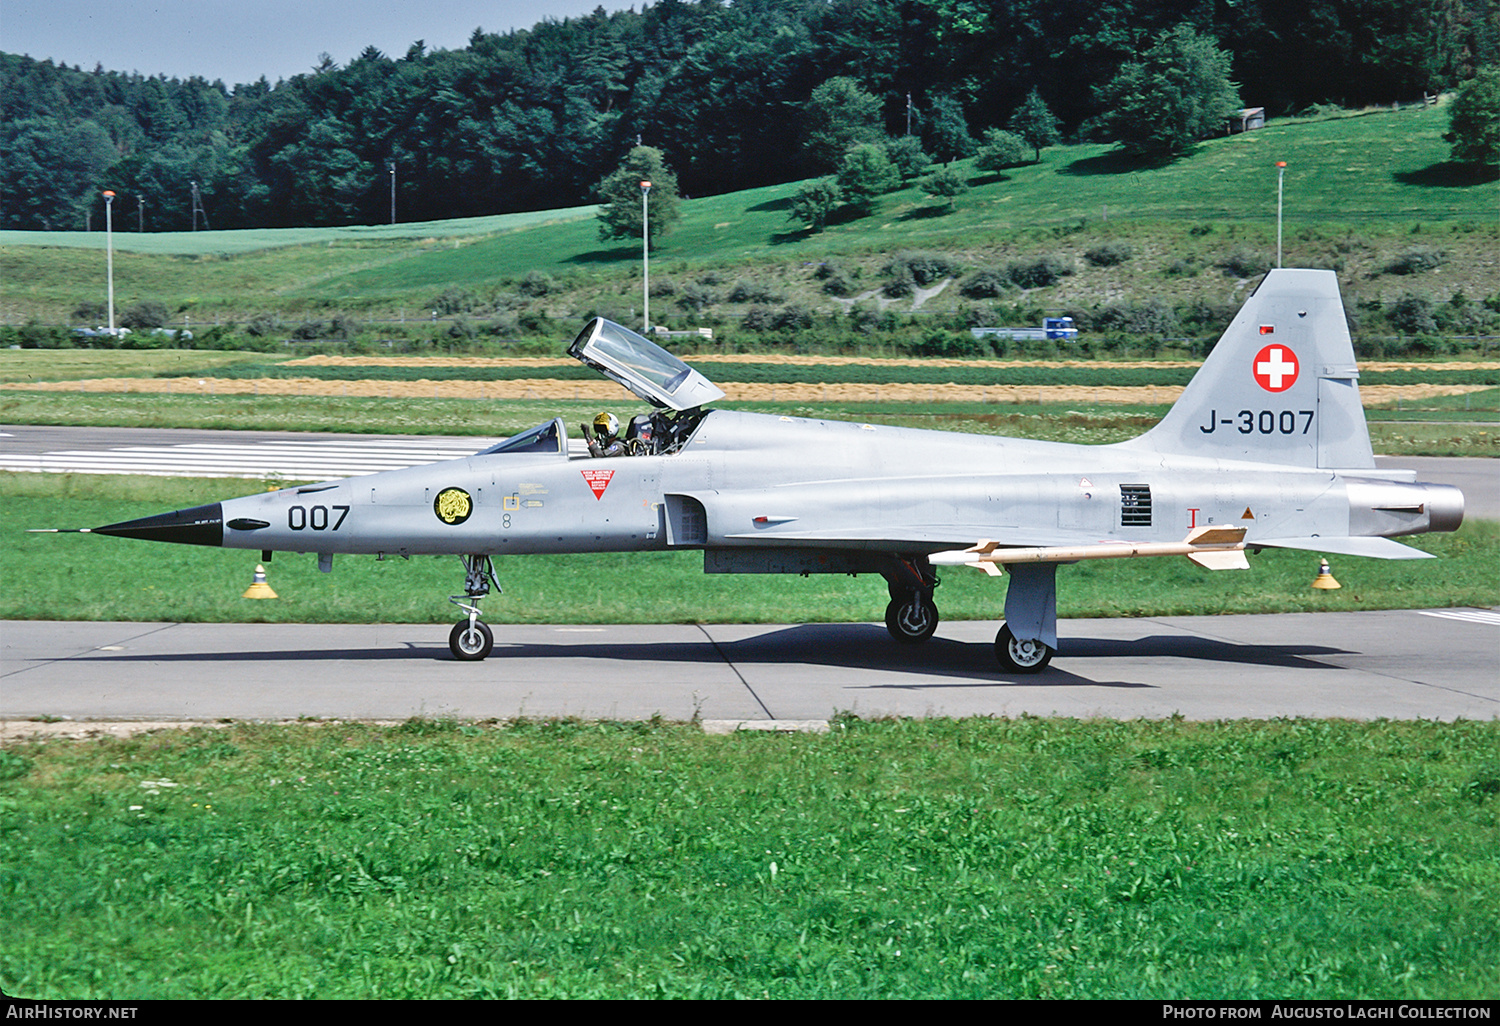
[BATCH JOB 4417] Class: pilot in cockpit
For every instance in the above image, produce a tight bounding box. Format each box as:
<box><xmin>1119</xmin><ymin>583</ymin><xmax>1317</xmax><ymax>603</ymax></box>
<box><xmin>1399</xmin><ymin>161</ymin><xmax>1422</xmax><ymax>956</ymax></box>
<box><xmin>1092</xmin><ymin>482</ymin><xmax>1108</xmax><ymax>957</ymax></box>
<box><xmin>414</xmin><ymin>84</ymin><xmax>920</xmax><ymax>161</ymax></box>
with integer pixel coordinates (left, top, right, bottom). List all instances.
<box><xmin>582</xmin><ymin>412</ymin><xmax>628</xmax><ymax>458</ymax></box>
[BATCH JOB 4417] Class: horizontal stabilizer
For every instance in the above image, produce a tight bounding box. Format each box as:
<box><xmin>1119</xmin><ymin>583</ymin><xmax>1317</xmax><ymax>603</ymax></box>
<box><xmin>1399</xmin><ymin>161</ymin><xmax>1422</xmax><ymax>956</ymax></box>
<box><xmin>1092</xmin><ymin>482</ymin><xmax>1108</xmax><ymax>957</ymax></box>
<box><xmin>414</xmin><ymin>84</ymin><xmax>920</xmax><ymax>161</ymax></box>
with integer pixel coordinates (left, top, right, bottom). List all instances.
<box><xmin>1253</xmin><ymin>536</ymin><xmax>1435</xmax><ymax>560</ymax></box>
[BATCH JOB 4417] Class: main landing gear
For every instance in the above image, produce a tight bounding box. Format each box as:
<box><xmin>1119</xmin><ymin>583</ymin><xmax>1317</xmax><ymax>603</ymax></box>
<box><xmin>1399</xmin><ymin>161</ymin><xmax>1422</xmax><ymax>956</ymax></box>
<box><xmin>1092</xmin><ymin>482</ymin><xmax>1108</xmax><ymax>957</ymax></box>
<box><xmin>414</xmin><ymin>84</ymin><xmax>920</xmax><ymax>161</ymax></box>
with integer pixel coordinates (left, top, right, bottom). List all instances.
<box><xmin>449</xmin><ymin>554</ymin><xmax>500</xmax><ymax>661</ymax></box>
<box><xmin>995</xmin><ymin>624</ymin><xmax>1053</xmax><ymax>673</ymax></box>
<box><xmin>994</xmin><ymin>561</ymin><xmax>1058</xmax><ymax>675</ymax></box>
<box><xmin>880</xmin><ymin>553</ymin><xmax>1059</xmax><ymax>672</ymax></box>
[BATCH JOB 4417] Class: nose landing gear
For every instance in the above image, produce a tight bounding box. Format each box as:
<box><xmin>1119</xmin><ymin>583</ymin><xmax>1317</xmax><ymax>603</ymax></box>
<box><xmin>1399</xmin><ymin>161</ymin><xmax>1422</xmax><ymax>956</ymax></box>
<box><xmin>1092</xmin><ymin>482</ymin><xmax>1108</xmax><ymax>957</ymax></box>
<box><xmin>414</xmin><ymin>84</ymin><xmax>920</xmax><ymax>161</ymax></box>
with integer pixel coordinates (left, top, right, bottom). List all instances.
<box><xmin>885</xmin><ymin>590</ymin><xmax>939</xmax><ymax>643</ymax></box>
<box><xmin>449</xmin><ymin>554</ymin><xmax>500</xmax><ymax>661</ymax></box>
<box><xmin>880</xmin><ymin>556</ymin><xmax>941</xmax><ymax>644</ymax></box>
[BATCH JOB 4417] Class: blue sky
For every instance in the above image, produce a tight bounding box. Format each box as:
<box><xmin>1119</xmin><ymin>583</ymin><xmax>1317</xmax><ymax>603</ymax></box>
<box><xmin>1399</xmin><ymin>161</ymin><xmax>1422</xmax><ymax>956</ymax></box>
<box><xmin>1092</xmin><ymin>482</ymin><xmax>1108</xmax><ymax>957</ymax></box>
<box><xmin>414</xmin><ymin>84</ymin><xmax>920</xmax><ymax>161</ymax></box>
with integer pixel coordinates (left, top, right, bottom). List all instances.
<box><xmin>3</xmin><ymin>1</ymin><xmax>634</xmax><ymax>86</ymax></box>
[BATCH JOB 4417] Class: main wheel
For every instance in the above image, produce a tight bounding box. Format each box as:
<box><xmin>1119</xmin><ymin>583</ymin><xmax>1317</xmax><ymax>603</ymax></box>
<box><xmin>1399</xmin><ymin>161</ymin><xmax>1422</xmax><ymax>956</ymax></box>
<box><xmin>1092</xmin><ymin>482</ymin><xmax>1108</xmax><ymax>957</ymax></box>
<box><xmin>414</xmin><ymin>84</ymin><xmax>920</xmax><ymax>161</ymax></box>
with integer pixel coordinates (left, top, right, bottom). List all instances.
<box><xmin>995</xmin><ymin>624</ymin><xmax>1052</xmax><ymax>673</ymax></box>
<box><xmin>885</xmin><ymin>593</ymin><xmax>939</xmax><ymax>644</ymax></box>
<box><xmin>449</xmin><ymin>620</ymin><xmax>494</xmax><ymax>661</ymax></box>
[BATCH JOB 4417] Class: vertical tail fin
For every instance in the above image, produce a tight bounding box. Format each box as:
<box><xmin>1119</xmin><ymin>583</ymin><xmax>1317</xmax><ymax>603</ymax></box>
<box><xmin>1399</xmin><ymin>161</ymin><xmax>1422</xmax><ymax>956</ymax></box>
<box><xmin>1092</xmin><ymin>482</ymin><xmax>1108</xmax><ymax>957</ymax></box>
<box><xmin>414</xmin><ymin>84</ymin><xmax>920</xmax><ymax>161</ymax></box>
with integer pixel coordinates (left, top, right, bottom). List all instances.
<box><xmin>1130</xmin><ymin>268</ymin><xmax>1374</xmax><ymax>469</ymax></box>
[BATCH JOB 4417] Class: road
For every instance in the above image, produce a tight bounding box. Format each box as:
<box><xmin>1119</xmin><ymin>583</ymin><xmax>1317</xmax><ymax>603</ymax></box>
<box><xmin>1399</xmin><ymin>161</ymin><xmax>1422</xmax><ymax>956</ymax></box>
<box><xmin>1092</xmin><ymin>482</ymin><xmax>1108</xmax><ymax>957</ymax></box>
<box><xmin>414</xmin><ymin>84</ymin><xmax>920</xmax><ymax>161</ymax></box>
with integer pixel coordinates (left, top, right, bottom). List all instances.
<box><xmin>3</xmin><ymin>612</ymin><xmax>1496</xmax><ymax>728</ymax></box>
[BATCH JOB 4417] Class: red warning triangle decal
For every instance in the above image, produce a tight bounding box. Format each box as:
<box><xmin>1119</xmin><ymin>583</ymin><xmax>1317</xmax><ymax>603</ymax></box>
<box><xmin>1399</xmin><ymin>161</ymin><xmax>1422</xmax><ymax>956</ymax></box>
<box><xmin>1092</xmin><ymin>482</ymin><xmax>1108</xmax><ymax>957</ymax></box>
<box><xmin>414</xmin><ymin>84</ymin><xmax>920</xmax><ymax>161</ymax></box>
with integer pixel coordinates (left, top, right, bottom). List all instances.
<box><xmin>581</xmin><ymin>468</ymin><xmax>615</xmax><ymax>500</ymax></box>
<box><xmin>1241</xmin><ymin>507</ymin><xmax>1255</xmax><ymax>520</ymax></box>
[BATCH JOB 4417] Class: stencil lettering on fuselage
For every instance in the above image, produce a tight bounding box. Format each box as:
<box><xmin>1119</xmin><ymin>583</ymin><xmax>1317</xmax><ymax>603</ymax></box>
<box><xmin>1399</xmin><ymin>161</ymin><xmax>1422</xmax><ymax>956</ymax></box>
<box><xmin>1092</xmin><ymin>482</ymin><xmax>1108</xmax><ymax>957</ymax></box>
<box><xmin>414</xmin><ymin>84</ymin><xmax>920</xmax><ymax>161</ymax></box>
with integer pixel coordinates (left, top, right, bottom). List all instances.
<box><xmin>581</xmin><ymin>469</ymin><xmax>615</xmax><ymax>500</ymax></box>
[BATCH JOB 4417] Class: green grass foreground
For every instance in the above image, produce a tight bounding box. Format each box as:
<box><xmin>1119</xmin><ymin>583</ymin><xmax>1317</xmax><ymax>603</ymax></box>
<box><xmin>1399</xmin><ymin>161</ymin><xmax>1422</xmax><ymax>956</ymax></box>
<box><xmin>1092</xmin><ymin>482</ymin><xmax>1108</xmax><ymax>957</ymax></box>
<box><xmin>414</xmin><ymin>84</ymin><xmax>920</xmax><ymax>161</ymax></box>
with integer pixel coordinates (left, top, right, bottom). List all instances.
<box><xmin>1</xmin><ymin>717</ymin><xmax>1496</xmax><ymax>999</ymax></box>
<box><xmin>4</xmin><ymin>474</ymin><xmax>1497</xmax><ymax>624</ymax></box>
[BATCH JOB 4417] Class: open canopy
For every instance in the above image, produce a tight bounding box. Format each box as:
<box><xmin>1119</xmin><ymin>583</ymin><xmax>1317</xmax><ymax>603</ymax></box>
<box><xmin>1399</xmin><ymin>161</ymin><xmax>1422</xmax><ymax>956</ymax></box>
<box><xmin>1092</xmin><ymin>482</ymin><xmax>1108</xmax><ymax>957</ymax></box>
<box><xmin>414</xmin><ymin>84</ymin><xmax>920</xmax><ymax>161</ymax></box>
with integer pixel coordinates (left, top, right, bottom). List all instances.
<box><xmin>568</xmin><ymin>318</ymin><xmax>725</xmax><ymax>411</ymax></box>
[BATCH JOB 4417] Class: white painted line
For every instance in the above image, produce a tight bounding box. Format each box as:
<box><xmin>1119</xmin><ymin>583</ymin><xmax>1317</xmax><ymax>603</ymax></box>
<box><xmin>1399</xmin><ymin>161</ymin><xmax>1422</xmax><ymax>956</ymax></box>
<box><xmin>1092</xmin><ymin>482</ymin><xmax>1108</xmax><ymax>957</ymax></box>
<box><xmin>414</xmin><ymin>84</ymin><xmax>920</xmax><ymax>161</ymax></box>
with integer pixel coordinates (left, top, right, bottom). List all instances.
<box><xmin>1417</xmin><ymin>610</ymin><xmax>1500</xmax><ymax>626</ymax></box>
<box><xmin>0</xmin><ymin>434</ymin><xmax>585</xmax><ymax>479</ymax></box>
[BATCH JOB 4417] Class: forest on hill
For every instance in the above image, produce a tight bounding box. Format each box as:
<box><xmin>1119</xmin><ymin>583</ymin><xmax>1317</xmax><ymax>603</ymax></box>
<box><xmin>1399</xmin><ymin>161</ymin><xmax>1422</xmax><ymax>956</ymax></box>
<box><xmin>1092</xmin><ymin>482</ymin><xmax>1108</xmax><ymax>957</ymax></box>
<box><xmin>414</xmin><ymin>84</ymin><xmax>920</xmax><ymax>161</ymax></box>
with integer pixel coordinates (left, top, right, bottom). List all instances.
<box><xmin>3</xmin><ymin>0</ymin><xmax>1496</xmax><ymax>232</ymax></box>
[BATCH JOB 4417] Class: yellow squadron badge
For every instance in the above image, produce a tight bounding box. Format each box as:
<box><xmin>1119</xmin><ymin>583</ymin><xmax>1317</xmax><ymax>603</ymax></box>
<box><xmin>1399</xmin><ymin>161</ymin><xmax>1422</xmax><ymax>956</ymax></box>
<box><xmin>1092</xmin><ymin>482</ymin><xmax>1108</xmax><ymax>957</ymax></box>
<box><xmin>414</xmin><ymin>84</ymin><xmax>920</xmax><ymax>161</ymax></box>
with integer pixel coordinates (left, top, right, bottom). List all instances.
<box><xmin>434</xmin><ymin>487</ymin><xmax>473</xmax><ymax>525</ymax></box>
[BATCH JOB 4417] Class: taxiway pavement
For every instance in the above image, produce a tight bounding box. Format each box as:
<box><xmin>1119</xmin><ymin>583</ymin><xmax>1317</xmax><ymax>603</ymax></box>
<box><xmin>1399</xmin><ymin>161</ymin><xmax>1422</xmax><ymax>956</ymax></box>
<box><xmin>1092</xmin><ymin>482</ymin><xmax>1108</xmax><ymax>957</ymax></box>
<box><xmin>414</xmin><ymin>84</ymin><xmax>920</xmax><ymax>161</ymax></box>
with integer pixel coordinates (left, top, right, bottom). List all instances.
<box><xmin>4</xmin><ymin>427</ymin><xmax>1496</xmax><ymax>729</ymax></box>
<box><xmin>3</xmin><ymin>611</ymin><xmax>1495</xmax><ymax>727</ymax></box>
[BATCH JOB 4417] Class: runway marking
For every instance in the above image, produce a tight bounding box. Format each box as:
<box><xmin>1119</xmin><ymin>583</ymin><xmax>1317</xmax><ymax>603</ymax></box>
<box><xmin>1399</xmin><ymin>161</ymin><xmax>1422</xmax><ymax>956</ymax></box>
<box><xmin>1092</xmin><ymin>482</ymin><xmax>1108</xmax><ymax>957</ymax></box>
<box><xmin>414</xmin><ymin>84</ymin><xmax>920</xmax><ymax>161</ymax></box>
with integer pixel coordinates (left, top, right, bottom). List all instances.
<box><xmin>2</xmin><ymin>436</ymin><xmax>595</xmax><ymax>478</ymax></box>
<box><xmin>1</xmin><ymin>438</ymin><xmax>497</xmax><ymax>478</ymax></box>
<box><xmin>1417</xmin><ymin>609</ymin><xmax>1500</xmax><ymax>626</ymax></box>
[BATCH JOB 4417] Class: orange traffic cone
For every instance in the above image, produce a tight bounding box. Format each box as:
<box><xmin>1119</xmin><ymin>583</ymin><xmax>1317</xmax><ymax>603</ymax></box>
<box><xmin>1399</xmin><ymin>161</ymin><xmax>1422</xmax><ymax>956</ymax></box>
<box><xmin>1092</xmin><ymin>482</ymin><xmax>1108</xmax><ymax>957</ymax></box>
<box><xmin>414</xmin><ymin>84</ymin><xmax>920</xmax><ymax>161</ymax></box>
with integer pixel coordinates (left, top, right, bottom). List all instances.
<box><xmin>1311</xmin><ymin>558</ymin><xmax>1341</xmax><ymax>590</ymax></box>
<box><xmin>242</xmin><ymin>564</ymin><xmax>278</xmax><ymax>599</ymax></box>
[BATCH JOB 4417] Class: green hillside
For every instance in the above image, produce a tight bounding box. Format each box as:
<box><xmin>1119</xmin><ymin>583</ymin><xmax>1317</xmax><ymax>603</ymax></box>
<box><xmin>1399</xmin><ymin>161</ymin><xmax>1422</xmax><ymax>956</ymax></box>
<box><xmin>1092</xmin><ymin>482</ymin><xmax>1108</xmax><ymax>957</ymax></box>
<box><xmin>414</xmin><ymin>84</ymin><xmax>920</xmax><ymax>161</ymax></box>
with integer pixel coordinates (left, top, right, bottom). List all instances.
<box><xmin>0</xmin><ymin>206</ymin><xmax>597</xmax><ymax>257</ymax></box>
<box><xmin>2</xmin><ymin>105</ymin><xmax>1496</xmax><ymax>330</ymax></box>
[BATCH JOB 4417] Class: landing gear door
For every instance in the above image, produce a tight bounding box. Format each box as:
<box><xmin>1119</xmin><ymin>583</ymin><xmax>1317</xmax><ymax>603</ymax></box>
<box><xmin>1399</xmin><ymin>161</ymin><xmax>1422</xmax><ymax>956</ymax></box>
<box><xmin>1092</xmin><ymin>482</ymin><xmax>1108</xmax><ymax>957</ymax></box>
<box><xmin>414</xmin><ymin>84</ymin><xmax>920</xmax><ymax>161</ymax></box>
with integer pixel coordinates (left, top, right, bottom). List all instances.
<box><xmin>568</xmin><ymin>318</ymin><xmax>725</xmax><ymax>412</ymax></box>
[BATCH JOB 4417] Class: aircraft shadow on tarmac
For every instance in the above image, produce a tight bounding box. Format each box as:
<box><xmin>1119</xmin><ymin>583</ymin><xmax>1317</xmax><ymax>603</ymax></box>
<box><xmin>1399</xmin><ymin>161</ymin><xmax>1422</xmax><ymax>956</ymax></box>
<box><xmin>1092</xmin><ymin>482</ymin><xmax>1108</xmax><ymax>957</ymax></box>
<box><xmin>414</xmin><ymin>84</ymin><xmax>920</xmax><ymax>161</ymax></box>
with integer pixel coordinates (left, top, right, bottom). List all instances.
<box><xmin>69</xmin><ymin>623</ymin><xmax>1353</xmax><ymax>689</ymax></box>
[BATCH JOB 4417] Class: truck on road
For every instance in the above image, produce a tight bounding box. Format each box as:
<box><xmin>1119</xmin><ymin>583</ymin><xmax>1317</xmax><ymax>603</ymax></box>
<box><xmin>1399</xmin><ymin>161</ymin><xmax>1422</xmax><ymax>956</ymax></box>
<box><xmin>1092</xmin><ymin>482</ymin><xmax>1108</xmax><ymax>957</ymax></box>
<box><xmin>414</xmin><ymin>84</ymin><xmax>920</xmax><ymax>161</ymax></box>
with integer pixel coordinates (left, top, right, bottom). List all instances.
<box><xmin>970</xmin><ymin>317</ymin><xmax>1077</xmax><ymax>341</ymax></box>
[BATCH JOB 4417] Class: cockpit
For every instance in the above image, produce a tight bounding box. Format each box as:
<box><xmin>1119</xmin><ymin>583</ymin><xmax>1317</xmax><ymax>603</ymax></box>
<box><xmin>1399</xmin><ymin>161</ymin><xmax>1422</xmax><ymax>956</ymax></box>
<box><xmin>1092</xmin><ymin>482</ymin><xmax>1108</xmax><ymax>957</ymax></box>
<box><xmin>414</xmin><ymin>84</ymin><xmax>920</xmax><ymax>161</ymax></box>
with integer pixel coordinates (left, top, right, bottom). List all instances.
<box><xmin>475</xmin><ymin>318</ymin><xmax>724</xmax><ymax>460</ymax></box>
<box><xmin>476</xmin><ymin>418</ymin><xmax>567</xmax><ymax>457</ymax></box>
<box><xmin>476</xmin><ymin>410</ymin><xmax>705</xmax><ymax>459</ymax></box>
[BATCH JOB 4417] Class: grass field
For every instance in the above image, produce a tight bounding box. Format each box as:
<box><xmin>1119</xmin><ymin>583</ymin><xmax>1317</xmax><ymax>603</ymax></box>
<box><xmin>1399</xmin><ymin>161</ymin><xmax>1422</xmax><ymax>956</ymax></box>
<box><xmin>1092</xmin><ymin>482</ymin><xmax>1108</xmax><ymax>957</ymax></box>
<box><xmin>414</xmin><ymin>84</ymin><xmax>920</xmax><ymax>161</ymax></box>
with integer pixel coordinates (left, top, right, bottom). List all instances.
<box><xmin>0</xmin><ymin>206</ymin><xmax>598</xmax><ymax>257</ymax></box>
<box><xmin>2</xmin><ymin>717</ymin><xmax>1496</xmax><ymax>999</ymax></box>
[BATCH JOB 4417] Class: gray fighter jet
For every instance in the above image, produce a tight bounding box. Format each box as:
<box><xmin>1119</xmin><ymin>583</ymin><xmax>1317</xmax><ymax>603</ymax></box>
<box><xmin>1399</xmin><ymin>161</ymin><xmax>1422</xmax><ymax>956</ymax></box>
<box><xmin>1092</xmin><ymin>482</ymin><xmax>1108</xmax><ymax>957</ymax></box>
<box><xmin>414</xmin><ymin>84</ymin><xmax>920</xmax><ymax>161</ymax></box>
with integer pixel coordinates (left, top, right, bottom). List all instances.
<box><xmin>81</xmin><ymin>269</ymin><xmax>1464</xmax><ymax>669</ymax></box>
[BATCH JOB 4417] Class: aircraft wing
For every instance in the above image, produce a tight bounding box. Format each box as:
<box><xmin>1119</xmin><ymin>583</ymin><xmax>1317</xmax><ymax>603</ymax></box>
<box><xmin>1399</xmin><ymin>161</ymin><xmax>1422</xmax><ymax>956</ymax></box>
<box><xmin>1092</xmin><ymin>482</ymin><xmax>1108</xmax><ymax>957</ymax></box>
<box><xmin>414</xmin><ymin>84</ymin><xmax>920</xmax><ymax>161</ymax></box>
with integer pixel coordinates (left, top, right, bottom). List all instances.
<box><xmin>719</xmin><ymin>524</ymin><xmax>1115</xmax><ymax>550</ymax></box>
<box><xmin>726</xmin><ymin>522</ymin><xmax>1434</xmax><ymax>567</ymax></box>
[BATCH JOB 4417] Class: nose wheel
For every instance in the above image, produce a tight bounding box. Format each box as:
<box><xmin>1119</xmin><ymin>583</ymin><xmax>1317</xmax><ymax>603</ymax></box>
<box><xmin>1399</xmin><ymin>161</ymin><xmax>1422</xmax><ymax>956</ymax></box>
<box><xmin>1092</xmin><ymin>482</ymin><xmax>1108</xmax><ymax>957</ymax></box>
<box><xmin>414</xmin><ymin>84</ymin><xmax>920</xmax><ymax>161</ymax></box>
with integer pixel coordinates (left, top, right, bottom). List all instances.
<box><xmin>449</xmin><ymin>620</ymin><xmax>494</xmax><ymax>661</ymax></box>
<box><xmin>449</xmin><ymin>554</ymin><xmax>500</xmax><ymax>661</ymax></box>
<box><xmin>885</xmin><ymin>591</ymin><xmax>939</xmax><ymax>643</ymax></box>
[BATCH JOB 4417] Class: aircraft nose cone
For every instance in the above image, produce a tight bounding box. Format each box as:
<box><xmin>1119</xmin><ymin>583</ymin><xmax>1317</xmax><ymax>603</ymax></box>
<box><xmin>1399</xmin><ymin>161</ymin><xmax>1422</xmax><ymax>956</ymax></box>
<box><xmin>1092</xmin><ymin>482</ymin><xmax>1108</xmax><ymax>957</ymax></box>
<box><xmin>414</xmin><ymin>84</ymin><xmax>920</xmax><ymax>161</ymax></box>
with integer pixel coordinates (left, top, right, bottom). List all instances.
<box><xmin>92</xmin><ymin>502</ymin><xmax>224</xmax><ymax>546</ymax></box>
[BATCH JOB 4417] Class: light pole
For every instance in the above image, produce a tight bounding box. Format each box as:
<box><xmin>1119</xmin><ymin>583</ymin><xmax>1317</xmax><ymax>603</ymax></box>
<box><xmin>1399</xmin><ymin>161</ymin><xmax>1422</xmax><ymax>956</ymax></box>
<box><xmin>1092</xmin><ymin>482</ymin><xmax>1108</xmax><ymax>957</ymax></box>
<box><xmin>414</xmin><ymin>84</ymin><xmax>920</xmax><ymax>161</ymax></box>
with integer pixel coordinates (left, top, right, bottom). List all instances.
<box><xmin>102</xmin><ymin>190</ymin><xmax>116</xmax><ymax>335</ymax></box>
<box><xmin>388</xmin><ymin>160</ymin><xmax>396</xmax><ymax>225</ymax></box>
<box><xmin>640</xmin><ymin>180</ymin><xmax>651</xmax><ymax>333</ymax></box>
<box><xmin>1276</xmin><ymin>161</ymin><xmax>1287</xmax><ymax>268</ymax></box>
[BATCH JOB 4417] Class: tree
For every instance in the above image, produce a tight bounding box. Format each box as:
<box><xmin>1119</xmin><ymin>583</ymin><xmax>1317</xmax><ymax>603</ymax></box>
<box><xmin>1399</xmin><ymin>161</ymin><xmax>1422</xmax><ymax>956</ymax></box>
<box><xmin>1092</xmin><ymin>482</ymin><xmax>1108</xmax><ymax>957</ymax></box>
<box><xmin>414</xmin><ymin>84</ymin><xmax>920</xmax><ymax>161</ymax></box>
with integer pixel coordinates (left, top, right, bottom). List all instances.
<box><xmin>0</xmin><ymin>117</ymin><xmax>118</xmax><ymax>230</ymax></box>
<box><xmin>120</xmin><ymin>301</ymin><xmax>170</xmax><ymax>330</ymax></box>
<box><xmin>919</xmin><ymin>166</ymin><xmax>969</xmax><ymax>210</ymax></box>
<box><xmin>1447</xmin><ymin>66</ymin><xmax>1500</xmax><ymax>172</ymax></box>
<box><xmin>1008</xmin><ymin>87</ymin><xmax>1061</xmax><ymax>162</ymax></box>
<box><xmin>974</xmin><ymin>128</ymin><xmax>1028</xmax><ymax>173</ymax></box>
<box><xmin>924</xmin><ymin>93</ymin><xmax>975</xmax><ymax>164</ymax></box>
<box><xmin>267</xmin><ymin>116</ymin><xmax>371</xmax><ymax>224</ymax></box>
<box><xmin>1095</xmin><ymin>25</ymin><xmax>1240</xmax><ymax>159</ymax></box>
<box><xmin>835</xmin><ymin>143</ymin><xmax>900</xmax><ymax>215</ymax></box>
<box><xmin>596</xmin><ymin>146</ymin><xmax>681</xmax><ymax>244</ymax></box>
<box><xmin>884</xmin><ymin>135</ymin><xmax>931</xmax><ymax>182</ymax></box>
<box><xmin>802</xmin><ymin>77</ymin><xmax>884</xmax><ymax>172</ymax></box>
<box><xmin>788</xmin><ymin>177</ymin><xmax>842</xmax><ymax>231</ymax></box>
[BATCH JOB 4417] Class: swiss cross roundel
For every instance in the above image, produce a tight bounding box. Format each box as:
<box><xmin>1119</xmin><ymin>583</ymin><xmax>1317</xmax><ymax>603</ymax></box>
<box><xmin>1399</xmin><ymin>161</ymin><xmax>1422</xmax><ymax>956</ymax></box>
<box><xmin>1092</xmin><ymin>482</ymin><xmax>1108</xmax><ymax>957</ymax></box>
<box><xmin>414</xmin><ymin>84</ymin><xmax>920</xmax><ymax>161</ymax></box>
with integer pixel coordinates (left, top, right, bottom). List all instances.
<box><xmin>1252</xmin><ymin>344</ymin><xmax>1299</xmax><ymax>393</ymax></box>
